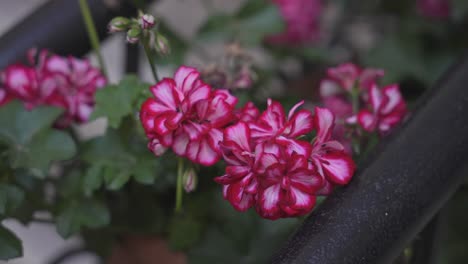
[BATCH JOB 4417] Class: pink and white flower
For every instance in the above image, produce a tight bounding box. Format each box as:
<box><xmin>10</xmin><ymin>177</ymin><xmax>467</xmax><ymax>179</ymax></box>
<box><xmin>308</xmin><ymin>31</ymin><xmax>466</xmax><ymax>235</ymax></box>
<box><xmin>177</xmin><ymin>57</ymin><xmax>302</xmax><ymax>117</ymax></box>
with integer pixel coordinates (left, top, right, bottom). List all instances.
<box><xmin>1</xmin><ymin>50</ymin><xmax>106</xmax><ymax>127</ymax></box>
<box><xmin>140</xmin><ymin>66</ymin><xmax>237</xmax><ymax>166</ymax></box>
<box><xmin>310</xmin><ymin>107</ymin><xmax>356</xmax><ymax>192</ymax></box>
<box><xmin>356</xmin><ymin>84</ymin><xmax>407</xmax><ymax>134</ymax></box>
<box><xmin>267</xmin><ymin>0</ymin><xmax>322</xmax><ymax>45</ymax></box>
<box><xmin>249</xmin><ymin>99</ymin><xmax>313</xmax><ymax>154</ymax></box>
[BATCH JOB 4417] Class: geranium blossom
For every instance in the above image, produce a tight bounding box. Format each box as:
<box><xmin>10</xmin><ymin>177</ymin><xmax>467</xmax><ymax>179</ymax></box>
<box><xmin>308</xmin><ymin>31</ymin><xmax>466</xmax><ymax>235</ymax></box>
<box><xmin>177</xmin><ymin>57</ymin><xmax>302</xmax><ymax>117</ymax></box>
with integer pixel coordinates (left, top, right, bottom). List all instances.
<box><xmin>1</xmin><ymin>49</ymin><xmax>106</xmax><ymax>127</ymax></box>
<box><xmin>140</xmin><ymin>66</ymin><xmax>237</xmax><ymax>166</ymax></box>
<box><xmin>215</xmin><ymin>102</ymin><xmax>356</xmax><ymax>219</ymax></box>
<box><xmin>0</xmin><ymin>87</ymin><xmax>12</xmax><ymax>106</ymax></box>
<box><xmin>267</xmin><ymin>0</ymin><xmax>322</xmax><ymax>45</ymax></box>
<box><xmin>310</xmin><ymin>107</ymin><xmax>355</xmax><ymax>194</ymax></box>
<box><xmin>356</xmin><ymin>84</ymin><xmax>407</xmax><ymax>134</ymax></box>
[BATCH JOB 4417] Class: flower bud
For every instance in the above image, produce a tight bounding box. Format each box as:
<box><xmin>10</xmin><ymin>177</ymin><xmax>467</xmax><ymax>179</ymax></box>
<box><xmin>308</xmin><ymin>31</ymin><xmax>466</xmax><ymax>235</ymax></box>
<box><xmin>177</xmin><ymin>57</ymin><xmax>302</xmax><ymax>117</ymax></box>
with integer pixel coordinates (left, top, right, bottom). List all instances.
<box><xmin>126</xmin><ymin>27</ymin><xmax>142</xmax><ymax>44</ymax></box>
<box><xmin>148</xmin><ymin>138</ymin><xmax>167</xmax><ymax>156</ymax></box>
<box><xmin>139</xmin><ymin>14</ymin><xmax>155</xmax><ymax>30</ymax></box>
<box><xmin>183</xmin><ymin>168</ymin><xmax>197</xmax><ymax>193</ymax></box>
<box><xmin>108</xmin><ymin>17</ymin><xmax>131</xmax><ymax>33</ymax></box>
<box><xmin>154</xmin><ymin>33</ymin><xmax>170</xmax><ymax>56</ymax></box>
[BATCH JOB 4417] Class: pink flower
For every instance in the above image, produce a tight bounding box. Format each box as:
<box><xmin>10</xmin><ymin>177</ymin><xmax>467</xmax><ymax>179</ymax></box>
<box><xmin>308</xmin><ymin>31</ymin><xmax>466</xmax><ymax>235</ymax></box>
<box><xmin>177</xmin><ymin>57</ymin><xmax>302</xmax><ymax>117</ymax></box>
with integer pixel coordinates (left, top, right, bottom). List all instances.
<box><xmin>310</xmin><ymin>107</ymin><xmax>356</xmax><ymax>193</ymax></box>
<box><xmin>1</xmin><ymin>50</ymin><xmax>106</xmax><ymax>127</ymax></box>
<box><xmin>267</xmin><ymin>0</ymin><xmax>322</xmax><ymax>45</ymax></box>
<box><xmin>356</xmin><ymin>84</ymin><xmax>407</xmax><ymax>134</ymax></box>
<box><xmin>214</xmin><ymin>122</ymin><xmax>259</xmax><ymax>211</ymax></box>
<box><xmin>140</xmin><ymin>66</ymin><xmax>237</xmax><ymax>166</ymax></box>
<box><xmin>249</xmin><ymin>99</ymin><xmax>313</xmax><ymax>154</ymax></box>
<box><xmin>139</xmin><ymin>14</ymin><xmax>155</xmax><ymax>29</ymax></box>
<box><xmin>417</xmin><ymin>0</ymin><xmax>451</xmax><ymax>19</ymax></box>
<box><xmin>320</xmin><ymin>63</ymin><xmax>384</xmax><ymax>94</ymax></box>
<box><xmin>256</xmin><ymin>148</ymin><xmax>322</xmax><ymax>220</ymax></box>
<box><xmin>235</xmin><ymin>101</ymin><xmax>260</xmax><ymax>123</ymax></box>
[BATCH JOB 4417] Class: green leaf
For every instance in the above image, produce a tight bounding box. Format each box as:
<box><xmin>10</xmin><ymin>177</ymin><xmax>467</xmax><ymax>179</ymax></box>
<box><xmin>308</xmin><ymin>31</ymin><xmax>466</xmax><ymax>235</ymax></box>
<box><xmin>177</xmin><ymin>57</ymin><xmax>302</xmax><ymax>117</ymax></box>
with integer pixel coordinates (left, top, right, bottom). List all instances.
<box><xmin>56</xmin><ymin>199</ymin><xmax>110</xmax><ymax>238</ymax></box>
<box><xmin>0</xmin><ymin>184</ymin><xmax>24</xmax><ymax>215</ymax></box>
<box><xmin>236</xmin><ymin>5</ymin><xmax>284</xmax><ymax>45</ymax></box>
<box><xmin>82</xmin><ymin>129</ymin><xmax>134</xmax><ymax>166</ymax></box>
<box><xmin>82</xmin><ymin>164</ymin><xmax>103</xmax><ymax>196</ymax></box>
<box><xmin>103</xmin><ymin>167</ymin><xmax>130</xmax><ymax>191</ymax></box>
<box><xmin>0</xmin><ymin>102</ymin><xmax>76</xmax><ymax>176</ymax></box>
<box><xmin>90</xmin><ymin>75</ymin><xmax>149</xmax><ymax>128</ymax></box>
<box><xmin>131</xmin><ymin>155</ymin><xmax>159</xmax><ymax>185</ymax></box>
<box><xmin>0</xmin><ymin>224</ymin><xmax>22</xmax><ymax>260</ymax></box>
<box><xmin>0</xmin><ymin>101</ymin><xmax>62</xmax><ymax>145</ymax></box>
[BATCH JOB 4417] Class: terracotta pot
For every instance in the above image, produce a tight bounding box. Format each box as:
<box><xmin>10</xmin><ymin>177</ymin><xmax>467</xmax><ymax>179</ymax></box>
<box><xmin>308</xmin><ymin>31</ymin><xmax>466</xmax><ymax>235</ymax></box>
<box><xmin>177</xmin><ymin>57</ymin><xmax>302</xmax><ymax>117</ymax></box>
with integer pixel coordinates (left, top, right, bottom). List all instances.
<box><xmin>106</xmin><ymin>235</ymin><xmax>186</xmax><ymax>264</ymax></box>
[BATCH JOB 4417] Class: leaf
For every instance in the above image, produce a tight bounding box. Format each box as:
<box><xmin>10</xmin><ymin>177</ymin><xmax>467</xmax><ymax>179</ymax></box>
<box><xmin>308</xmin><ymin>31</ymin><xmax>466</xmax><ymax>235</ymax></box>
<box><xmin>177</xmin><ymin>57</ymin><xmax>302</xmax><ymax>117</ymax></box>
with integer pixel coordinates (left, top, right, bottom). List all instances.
<box><xmin>82</xmin><ymin>129</ymin><xmax>134</xmax><ymax>166</ymax></box>
<box><xmin>131</xmin><ymin>154</ymin><xmax>159</xmax><ymax>185</ymax></box>
<box><xmin>56</xmin><ymin>199</ymin><xmax>110</xmax><ymax>238</ymax></box>
<box><xmin>0</xmin><ymin>184</ymin><xmax>24</xmax><ymax>215</ymax></box>
<box><xmin>0</xmin><ymin>101</ymin><xmax>76</xmax><ymax>177</ymax></box>
<box><xmin>83</xmin><ymin>164</ymin><xmax>103</xmax><ymax>196</ymax></box>
<box><xmin>236</xmin><ymin>5</ymin><xmax>284</xmax><ymax>45</ymax></box>
<box><xmin>0</xmin><ymin>224</ymin><xmax>22</xmax><ymax>260</ymax></box>
<box><xmin>103</xmin><ymin>167</ymin><xmax>131</xmax><ymax>191</ymax></box>
<box><xmin>90</xmin><ymin>75</ymin><xmax>149</xmax><ymax>128</ymax></box>
<box><xmin>0</xmin><ymin>101</ymin><xmax>62</xmax><ymax>145</ymax></box>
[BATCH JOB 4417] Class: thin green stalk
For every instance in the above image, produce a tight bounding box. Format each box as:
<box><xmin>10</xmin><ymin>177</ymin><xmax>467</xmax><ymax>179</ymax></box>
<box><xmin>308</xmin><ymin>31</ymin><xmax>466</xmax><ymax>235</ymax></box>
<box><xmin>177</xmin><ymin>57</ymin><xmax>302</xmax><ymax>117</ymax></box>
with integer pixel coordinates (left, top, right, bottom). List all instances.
<box><xmin>142</xmin><ymin>37</ymin><xmax>160</xmax><ymax>83</ymax></box>
<box><xmin>78</xmin><ymin>0</ymin><xmax>108</xmax><ymax>77</ymax></box>
<box><xmin>175</xmin><ymin>158</ymin><xmax>184</xmax><ymax>213</ymax></box>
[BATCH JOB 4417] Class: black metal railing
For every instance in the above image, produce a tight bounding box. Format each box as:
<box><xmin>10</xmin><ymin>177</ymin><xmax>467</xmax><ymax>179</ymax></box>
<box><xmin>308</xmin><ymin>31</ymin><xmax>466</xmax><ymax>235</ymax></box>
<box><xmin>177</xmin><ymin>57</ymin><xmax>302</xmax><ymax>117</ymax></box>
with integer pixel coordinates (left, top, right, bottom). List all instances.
<box><xmin>1</xmin><ymin>1</ymin><xmax>468</xmax><ymax>264</ymax></box>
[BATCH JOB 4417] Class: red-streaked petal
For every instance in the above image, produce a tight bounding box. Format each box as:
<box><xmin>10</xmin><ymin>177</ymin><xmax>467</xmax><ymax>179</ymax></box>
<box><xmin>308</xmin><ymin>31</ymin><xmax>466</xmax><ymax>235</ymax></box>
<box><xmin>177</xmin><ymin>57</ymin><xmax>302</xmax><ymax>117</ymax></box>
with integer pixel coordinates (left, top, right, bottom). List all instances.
<box><xmin>381</xmin><ymin>84</ymin><xmax>403</xmax><ymax>115</ymax></box>
<box><xmin>224</xmin><ymin>122</ymin><xmax>252</xmax><ymax>152</ymax></box>
<box><xmin>319</xmin><ymin>152</ymin><xmax>355</xmax><ymax>185</ymax></box>
<box><xmin>257</xmin><ymin>184</ymin><xmax>282</xmax><ymax>220</ymax></box>
<box><xmin>319</xmin><ymin>79</ymin><xmax>342</xmax><ymax>97</ymax></box>
<box><xmin>197</xmin><ymin>138</ymin><xmax>220</xmax><ymax>165</ymax></box>
<box><xmin>172</xmin><ymin>131</ymin><xmax>189</xmax><ymax>156</ymax></box>
<box><xmin>150</xmin><ymin>79</ymin><xmax>179</xmax><ymax>110</ymax></box>
<box><xmin>187</xmin><ymin>83</ymin><xmax>211</xmax><ymax>106</ymax></box>
<box><xmin>285</xmin><ymin>109</ymin><xmax>313</xmax><ymax>138</ymax></box>
<box><xmin>327</xmin><ymin>63</ymin><xmax>360</xmax><ymax>91</ymax></box>
<box><xmin>314</xmin><ymin>107</ymin><xmax>335</xmax><ymax>143</ymax></box>
<box><xmin>287</xmin><ymin>187</ymin><xmax>315</xmax><ymax>210</ymax></box>
<box><xmin>289</xmin><ymin>170</ymin><xmax>323</xmax><ymax>193</ymax></box>
<box><xmin>369</xmin><ymin>84</ymin><xmax>384</xmax><ymax>112</ymax></box>
<box><xmin>174</xmin><ymin>66</ymin><xmax>198</xmax><ymax>93</ymax></box>
<box><xmin>287</xmin><ymin>100</ymin><xmax>304</xmax><ymax>120</ymax></box>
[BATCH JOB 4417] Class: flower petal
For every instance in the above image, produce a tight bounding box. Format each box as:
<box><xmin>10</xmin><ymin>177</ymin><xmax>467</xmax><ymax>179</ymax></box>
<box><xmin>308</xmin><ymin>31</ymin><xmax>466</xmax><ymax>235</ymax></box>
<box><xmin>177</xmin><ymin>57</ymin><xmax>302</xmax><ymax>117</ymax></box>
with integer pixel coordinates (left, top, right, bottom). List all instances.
<box><xmin>314</xmin><ymin>107</ymin><xmax>335</xmax><ymax>143</ymax></box>
<box><xmin>319</xmin><ymin>152</ymin><xmax>355</xmax><ymax>185</ymax></box>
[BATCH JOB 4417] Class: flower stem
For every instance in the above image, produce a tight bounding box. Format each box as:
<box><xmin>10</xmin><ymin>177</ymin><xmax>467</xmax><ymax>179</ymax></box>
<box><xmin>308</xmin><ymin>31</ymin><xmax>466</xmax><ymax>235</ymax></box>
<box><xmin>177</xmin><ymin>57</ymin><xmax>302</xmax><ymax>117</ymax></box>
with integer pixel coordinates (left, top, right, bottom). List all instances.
<box><xmin>175</xmin><ymin>158</ymin><xmax>184</xmax><ymax>213</ymax></box>
<box><xmin>78</xmin><ymin>0</ymin><xmax>108</xmax><ymax>77</ymax></box>
<box><xmin>142</xmin><ymin>36</ymin><xmax>160</xmax><ymax>83</ymax></box>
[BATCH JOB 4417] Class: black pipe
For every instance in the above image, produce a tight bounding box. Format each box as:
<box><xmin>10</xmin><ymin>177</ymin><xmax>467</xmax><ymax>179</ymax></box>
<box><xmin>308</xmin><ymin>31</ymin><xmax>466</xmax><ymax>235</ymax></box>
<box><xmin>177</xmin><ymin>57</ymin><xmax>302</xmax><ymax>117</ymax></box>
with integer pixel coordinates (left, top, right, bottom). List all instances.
<box><xmin>0</xmin><ymin>0</ymin><xmax>136</xmax><ymax>69</ymax></box>
<box><xmin>271</xmin><ymin>54</ymin><xmax>468</xmax><ymax>264</ymax></box>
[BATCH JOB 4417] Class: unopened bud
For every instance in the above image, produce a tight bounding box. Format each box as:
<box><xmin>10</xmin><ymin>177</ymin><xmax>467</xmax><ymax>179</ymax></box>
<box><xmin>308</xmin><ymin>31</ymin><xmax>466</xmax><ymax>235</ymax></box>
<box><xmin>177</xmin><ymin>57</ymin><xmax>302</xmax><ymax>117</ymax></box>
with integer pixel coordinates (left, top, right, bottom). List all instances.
<box><xmin>154</xmin><ymin>33</ymin><xmax>170</xmax><ymax>56</ymax></box>
<box><xmin>148</xmin><ymin>138</ymin><xmax>167</xmax><ymax>156</ymax></box>
<box><xmin>108</xmin><ymin>17</ymin><xmax>131</xmax><ymax>33</ymax></box>
<box><xmin>139</xmin><ymin>14</ymin><xmax>155</xmax><ymax>30</ymax></box>
<box><xmin>183</xmin><ymin>168</ymin><xmax>197</xmax><ymax>193</ymax></box>
<box><xmin>126</xmin><ymin>27</ymin><xmax>142</xmax><ymax>44</ymax></box>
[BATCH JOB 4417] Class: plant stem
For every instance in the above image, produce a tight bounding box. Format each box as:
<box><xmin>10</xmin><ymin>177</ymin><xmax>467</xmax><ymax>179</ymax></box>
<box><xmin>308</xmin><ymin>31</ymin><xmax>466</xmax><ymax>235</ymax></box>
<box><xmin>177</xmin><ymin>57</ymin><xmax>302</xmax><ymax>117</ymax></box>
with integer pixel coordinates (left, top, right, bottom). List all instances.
<box><xmin>142</xmin><ymin>36</ymin><xmax>160</xmax><ymax>83</ymax></box>
<box><xmin>175</xmin><ymin>158</ymin><xmax>184</xmax><ymax>213</ymax></box>
<box><xmin>78</xmin><ymin>0</ymin><xmax>108</xmax><ymax>77</ymax></box>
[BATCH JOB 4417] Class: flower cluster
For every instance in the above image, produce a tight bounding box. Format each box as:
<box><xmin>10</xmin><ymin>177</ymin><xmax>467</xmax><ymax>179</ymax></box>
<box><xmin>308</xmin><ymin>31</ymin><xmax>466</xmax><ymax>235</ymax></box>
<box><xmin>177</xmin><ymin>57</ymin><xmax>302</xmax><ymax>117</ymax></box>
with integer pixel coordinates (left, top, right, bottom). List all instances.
<box><xmin>319</xmin><ymin>63</ymin><xmax>407</xmax><ymax>151</ymax></box>
<box><xmin>215</xmin><ymin>102</ymin><xmax>355</xmax><ymax>219</ymax></box>
<box><xmin>417</xmin><ymin>0</ymin><xmax>451</xmax><ymax>19</ymax></box>
<box><xmin>140</xmin><ymin>66</ymin><xmax>238</xmax><ymax>166</ymax></box>
<box><xmin>267</xmin><ymin>0</ymin><xmax>322</xmax><ymax>45</ymax></box>
<box><xmin>0</xmin><ymin>49</ymin><xmax>106</xmax><ymax>127</ymax></box>
<box><xmin>140</xmin><ymin>66</ymin><xmax>356</xmax><ymax>219</ymax></box>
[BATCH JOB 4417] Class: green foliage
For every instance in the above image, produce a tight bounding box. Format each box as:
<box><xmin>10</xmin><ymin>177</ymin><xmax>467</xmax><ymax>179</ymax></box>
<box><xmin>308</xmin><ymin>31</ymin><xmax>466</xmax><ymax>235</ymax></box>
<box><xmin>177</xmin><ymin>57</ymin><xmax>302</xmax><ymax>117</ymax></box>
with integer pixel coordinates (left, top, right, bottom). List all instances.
<box><xmin>56</xmin><ymin>198</ymin><xmax>110</xmax><ymax>238</ymax></box>
<box><xmin>0</xmin><ymin>102</ymin><xmax>76</xmax><ymax>177</ymax></box>
<box><xmin>0</xmin><ymin>184</ymin><xmax>24</xmax><ymax>216</ymax></box>
<box><xmin>196</xmin><ymin>0</ymin><xmax>284</xmax><ymax>45</ymax></box>
<box><xmin>156</xmin><ymin>23</ymin><xmax>189</xmax><ymax>66</ymax></box>
<box><xmin>91</xmin><ymin>75</ymin><xmax>150</xmax><ymax>128</ymax></box>
<box><xmin>0</xmin><ymin>224</ymin><xmax>22</xmax><ymax>260</ymax></box>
